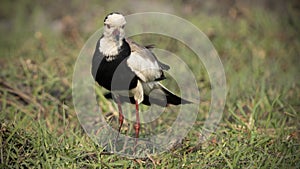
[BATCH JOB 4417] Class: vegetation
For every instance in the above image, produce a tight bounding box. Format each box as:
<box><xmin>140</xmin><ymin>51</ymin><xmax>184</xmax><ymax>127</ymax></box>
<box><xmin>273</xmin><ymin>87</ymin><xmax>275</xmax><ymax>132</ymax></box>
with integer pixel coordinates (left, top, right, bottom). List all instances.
<box><xmin>0</xmin><ymin>0</ymin><xmax>299</xmax><ymax>168</ymax></box>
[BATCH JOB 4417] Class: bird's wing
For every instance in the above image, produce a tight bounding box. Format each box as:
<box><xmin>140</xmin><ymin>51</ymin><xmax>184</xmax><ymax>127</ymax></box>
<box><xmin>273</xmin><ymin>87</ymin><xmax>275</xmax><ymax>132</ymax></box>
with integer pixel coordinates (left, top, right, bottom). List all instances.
<box><xmin>91</xmin><ymin>38</ymin><xmax>104</xmax><ymax>79</ymax></box>
<box><xmin>126</xmin><ymin>39</ymin><xmax>169</xmax><ymax>82</ymax></box>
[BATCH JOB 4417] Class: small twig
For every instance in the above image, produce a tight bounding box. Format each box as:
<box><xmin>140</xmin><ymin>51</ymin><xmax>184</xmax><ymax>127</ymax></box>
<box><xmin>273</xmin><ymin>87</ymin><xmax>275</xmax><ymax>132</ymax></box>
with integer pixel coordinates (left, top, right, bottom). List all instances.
<box><xmin>0</xmin><ymin>98</ymin><xmax>34</xmax><ymax>117</ymax></box>
<box><xmin>44</xmin><ymin>92</ymin><xmax>69</xmax><ymax>110</ymax></box>
<box><xmin>0</xmin><ymin>79</ymin><xmax>45</xmax><ymax>113</ymax></box>
<box><xmin>186</xmin><ymin>144</ymin><xmax>202</xmax><ymax>153</ymax></box>
<box><xmin>100</xmin><ymin>151</ymin><xmax>113</xmax><ymax>155</ymax></box>
<box><xmin>146</xmin><ymin>154</ymin><xmax>157</xmax><ymax>169</ymax></box>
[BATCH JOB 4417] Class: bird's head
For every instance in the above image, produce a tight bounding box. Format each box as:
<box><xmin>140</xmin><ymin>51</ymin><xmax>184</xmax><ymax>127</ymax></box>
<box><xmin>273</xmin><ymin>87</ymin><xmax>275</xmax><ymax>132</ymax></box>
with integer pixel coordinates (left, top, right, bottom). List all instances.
<box><xmin>103</xmin><ymin>12</ymin><xmax>126</xmax><ymax>42</ymax></box>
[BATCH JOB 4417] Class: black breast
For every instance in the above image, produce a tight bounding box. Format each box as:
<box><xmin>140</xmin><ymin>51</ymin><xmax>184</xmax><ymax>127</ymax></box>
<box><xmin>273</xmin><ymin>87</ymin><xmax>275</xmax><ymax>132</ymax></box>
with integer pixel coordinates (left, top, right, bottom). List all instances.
<box><xmin>91</xmin><ymin>38</ymin><xmax>138</xmax><ymax>91</ymax></box>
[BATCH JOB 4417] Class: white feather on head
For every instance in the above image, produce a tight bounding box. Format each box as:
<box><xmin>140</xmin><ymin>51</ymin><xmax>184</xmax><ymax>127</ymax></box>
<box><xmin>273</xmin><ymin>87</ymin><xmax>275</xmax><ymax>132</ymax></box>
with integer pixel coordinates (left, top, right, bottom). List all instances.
<box><xmin>104</xmin><ymin>13</ymin><xmax>126</xmax><ymax>27</ymax></box>
<box><xmin>100</xmin><ymin>12</ymin><xmax>127</xmax><ymax>59</ymax></box>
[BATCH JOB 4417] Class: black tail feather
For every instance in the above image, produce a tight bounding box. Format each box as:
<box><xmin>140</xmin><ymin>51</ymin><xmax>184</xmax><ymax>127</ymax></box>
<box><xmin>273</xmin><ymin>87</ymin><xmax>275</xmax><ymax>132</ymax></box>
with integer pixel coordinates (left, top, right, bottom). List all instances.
<box><xmin>160</xmin><ymin>86</ymin><xmax>191</xmax><ymax>105</ymax></box>
<box><xmin>103</xmin><ymin>90</ymin><xmax>191</xmax><ymax>107</ymax></box>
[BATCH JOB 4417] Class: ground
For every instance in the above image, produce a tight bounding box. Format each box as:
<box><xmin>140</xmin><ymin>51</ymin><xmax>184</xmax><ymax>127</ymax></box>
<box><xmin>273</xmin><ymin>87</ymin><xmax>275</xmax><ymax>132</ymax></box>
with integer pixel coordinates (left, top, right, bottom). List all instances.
<box><xmin>0</xmin><ymin>0</ymin><xmax>299</xmax><ymax>168</ymax></box>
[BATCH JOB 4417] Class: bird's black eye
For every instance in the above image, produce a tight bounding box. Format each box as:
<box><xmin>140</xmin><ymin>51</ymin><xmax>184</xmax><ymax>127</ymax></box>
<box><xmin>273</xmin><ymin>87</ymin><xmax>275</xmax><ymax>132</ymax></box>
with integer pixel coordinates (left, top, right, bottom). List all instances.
<box><xmin>121</xmin><ymin>25</ymin><xmax>125</xmax><ymax>29</ymax></box>
<box><xmin>106</xmin><ymin>24</ymin><xmax>111</xmax><ymax>29</ymax></box>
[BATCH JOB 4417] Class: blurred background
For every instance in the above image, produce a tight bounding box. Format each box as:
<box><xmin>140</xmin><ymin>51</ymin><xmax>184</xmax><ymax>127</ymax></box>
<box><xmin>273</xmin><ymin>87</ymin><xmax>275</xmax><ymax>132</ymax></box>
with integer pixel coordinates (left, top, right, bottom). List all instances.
<box><xmin>1</xmin><ymin>0</ymin><xmax>299</xmax><ymax>105</ymax></box>
<box><xmin>0</xmin><ymin>0</ymin><xmax>299</xmax><ymax>168</ymax></box>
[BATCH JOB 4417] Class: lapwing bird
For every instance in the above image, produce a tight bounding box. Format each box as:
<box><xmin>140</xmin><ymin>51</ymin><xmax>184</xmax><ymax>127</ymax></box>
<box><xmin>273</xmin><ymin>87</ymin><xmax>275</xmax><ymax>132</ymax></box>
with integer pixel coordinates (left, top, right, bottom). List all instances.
<box><xmin>91</xmin><ymin>12</ymin><xmax>191</xmax><ymax>144</ymax></box>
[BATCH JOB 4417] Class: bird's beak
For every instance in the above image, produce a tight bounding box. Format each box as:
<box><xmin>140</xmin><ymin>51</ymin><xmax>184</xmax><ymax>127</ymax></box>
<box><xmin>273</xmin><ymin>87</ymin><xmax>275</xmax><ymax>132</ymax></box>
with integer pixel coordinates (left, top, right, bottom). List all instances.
<box><xmin>112</xmin><ymin>29</ymin><xmax>120</xmax><ymax>41</ymax></box>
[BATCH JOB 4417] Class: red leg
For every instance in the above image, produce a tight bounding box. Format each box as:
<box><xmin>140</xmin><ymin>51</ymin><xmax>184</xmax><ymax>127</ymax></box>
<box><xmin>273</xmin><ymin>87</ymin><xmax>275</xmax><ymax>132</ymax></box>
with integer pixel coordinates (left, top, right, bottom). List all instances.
<box><xmin>134</xmin><ymin>101</ymin><xmax>140</xmax><ymax>144</ymax></box>
<box><xmin>115</xmin><ymin>97</ymin><xmax>123</xmax><ymax>144</ymax></box>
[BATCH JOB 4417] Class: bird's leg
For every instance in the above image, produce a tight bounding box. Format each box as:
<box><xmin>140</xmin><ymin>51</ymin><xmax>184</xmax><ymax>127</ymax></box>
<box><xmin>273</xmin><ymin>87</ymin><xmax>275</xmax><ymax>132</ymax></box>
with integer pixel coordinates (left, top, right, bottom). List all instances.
<box><xmin>115</xmin><ymin>97</ymin><xmax>123</xmax><ymax>144</ymax></box>
<box><xmin>134</xmin><ymin>101</ymin><xmax>140</xmax><ymax>146</ymax></box>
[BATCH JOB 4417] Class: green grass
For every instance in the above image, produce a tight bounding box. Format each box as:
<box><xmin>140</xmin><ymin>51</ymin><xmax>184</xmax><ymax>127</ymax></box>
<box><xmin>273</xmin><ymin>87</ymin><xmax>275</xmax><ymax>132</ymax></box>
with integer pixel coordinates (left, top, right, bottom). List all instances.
<box><xmin>1</xmin><ymin>1</ymin><xmax>299</xmax><ymax>168</ymax></box>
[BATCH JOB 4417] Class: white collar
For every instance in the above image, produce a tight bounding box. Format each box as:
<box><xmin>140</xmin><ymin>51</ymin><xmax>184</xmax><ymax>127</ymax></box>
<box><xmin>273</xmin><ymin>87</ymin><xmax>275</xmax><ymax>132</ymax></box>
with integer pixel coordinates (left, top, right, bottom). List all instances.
<box><xmin>99</xmin><ymin>37</ymin><xmax>123</xmax><ymax>61</ymax></box>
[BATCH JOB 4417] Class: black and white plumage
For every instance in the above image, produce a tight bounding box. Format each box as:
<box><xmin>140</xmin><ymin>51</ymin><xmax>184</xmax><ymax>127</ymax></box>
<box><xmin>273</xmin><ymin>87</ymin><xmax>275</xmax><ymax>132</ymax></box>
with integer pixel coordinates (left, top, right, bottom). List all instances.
<box><xmin>91</xmin><ymin>12</ymin><xmax>191</xmax><ymax>143</ymax></box>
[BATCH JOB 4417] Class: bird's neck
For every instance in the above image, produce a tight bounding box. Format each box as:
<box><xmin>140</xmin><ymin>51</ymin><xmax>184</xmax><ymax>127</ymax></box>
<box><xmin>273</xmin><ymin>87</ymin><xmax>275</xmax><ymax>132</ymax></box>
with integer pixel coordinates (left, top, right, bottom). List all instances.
<box><xmin>99</xmin><ymin>37</ymin><xmax>123</xmax><ymax>61</ymax></box>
